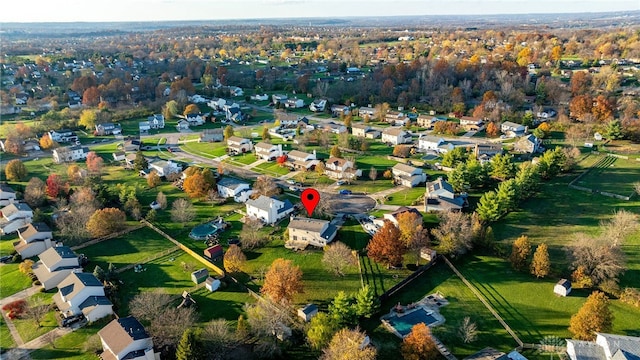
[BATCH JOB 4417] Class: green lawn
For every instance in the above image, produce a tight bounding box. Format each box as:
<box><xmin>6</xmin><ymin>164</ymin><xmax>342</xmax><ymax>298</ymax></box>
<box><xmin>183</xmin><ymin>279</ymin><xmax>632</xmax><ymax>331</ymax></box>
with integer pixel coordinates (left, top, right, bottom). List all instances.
<box><xmin>12</xmin><ymin>292</ymin><xmax>58</xmax><ymax>343</ymax></box>
<box><xmin>0</xmin><ymin>234</ymin><xmax>17</xmax><ymax>257</ymax></box>
<box><xmin>345</xmin><ymin>179</ymin><xmax>396</xmax><ymax>194</ymax></box>
<box><xmin>225</xmin><ymin>153</ymin><xmax>258</xmax><ymax>165</ymax></box>
<box><xmin>0</xmin><ymin>263</ymin><xmax>33</xmax><ymax>298</ymax></box>
<box><xmin>0</xmin><ymin>316</ymin><xmax>16</xmax><ymax>351</ymax></box>
<box><xmin>253</xmin><ymin>161</ymin><xmax>291</xmax><ymax>176</ymax></box>
<box><xmin>385</xmin><ymin>186</ymin><xmax>426</xmax><ymax>206</ymax></box>
<box><xmin>29</xmin><ymin>317</ymin><xmax>112</xmax><ymax>360</ymax></box>
<box><xmin>575</xmin><ymin>155</ymin><xmax>640</xmax><ymax>196</ymax></box>
<box><xmin>181</xmin><ymin>141</ymin><xmax>228</xmax><ymax>158</ymax></box>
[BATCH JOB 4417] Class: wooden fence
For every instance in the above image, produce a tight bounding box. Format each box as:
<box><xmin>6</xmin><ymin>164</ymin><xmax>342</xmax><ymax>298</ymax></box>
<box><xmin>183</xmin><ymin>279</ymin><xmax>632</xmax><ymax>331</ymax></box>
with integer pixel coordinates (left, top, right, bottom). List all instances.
<box><xmin>71</xmin><ymin>224</ymin><xmax>145</xmax><ymax>251</ymax></box>
<box><xmin>378</xmin><ymin>258</ymin><xmax>438</xmax><ymax>303</ymax></box>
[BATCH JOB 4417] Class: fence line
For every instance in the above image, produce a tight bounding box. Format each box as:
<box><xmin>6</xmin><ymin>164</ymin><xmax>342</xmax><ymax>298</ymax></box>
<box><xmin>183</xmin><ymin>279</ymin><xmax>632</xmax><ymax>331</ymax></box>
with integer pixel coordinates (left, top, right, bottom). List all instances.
<box><xmin>115</xmin><ymin>246</ymin><xmax>181</xmax><ymax>273</ymax></box>
<box><xmin>442</xmin><ymin>256</ymin><xmax>523</xmax><ymax>347</ymax></box>
<box><xmin>71</xmin><ymin>224</ymin><xmax>145</xmax><ymax>251</ymax></box>
<box><xmin>378</xmin><ymin>258</ymin><xmax>438</xmax><ymax>303</ymax></box>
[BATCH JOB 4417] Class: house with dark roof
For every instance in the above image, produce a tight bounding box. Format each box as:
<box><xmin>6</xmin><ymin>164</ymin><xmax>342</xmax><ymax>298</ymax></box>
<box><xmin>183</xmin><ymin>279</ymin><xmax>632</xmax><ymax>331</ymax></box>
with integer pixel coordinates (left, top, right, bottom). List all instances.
<box><xmin>324</xmin><ymin>157</ymin><xmax>361</xmax><ymax>180</ymax></box>
<box><xmin>186</xmin><ymin>113</ymin><xmax>205</xmax><ymax>126</ymax></box>
<box><xmin>147</xmin><ymin>114</ymin><xmax>165</xmax><ymax>129</ymax></box>
<box><xmin>554</xmin><ymin>279</ymin><xmax>572</xmax><ymax>297</ymax></box>
<box><xmin>99</xmin><ymin>316</ymin><xmax>159</xmax><ymax>360</ymax></box>
<box><xmin>32</xmin><ymin>246</ymin><xmax>82</xmax><ymax>290</ymax></box>
<box><xmin>217</xmin><ymin>177</ymin><xmax>252</xmax><ymax>203</ymax></box>
<box><xmin>14</xmin><ymin>222</ymin><xmax>53</xmax><ymax>259</ymax></box>
<box><xmin>0</xmin><ymin>183</ymin><xmax>17</xmax><ymax>206</ymax></box>
<box><xmin>53</xmin><ymin>272</ymin><xmax>113</xmax><ymax>322</ymax></box>
<box><xmin>0</xmin><ymin>202</ymin><xmax>33</xmax><ymax>235</ymax></box>
<box><xmin>245</xmin><ymin>195</ymin><xmax>294</xmax><ymax>225</ymax></box>
<box><xmin>514</xmin><ymin>134</ymin><xmax>542</xmax><ymax>154</ymax></box>
<box><xmin>298</xmin><ymin>304</ymin><xmax>319</xmax><ymax>322</ymax></box>
<box><xmin>425</xmin><ymin>178</ymin><xmax>467</xmax><ymax>212</ymax></box>
<box><xmin>392</xmin><ymin>163</ymin><xmax>427</xmax><ymax>187</ymax></box>
<box><xmin>567</xmin><ymin>333</ymin><xmax>640</xmax><ymax>360</ymax></box>
<box><xmin>287</xmin><ymin>217</ymin><xmax>338</xmax><ymax>248</ymax></box>
<box><xmin>475</xmin><ymin>143</ymin><xmax>503</xmax><ymax>164</ymax></box>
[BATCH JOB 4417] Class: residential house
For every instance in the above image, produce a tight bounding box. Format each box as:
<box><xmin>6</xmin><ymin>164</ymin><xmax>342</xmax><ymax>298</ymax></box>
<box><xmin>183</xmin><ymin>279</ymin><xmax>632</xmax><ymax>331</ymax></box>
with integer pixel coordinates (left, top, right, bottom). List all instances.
<box><xmin>200</xmin><ymin>128</ymin><xmax>224</xmax><ymax>142</ymax></box>
<box><xmin>286</xmin><ymin>150</ymin><xmax>319</xmax><ymax>171</ymax></box>
<box><xmin>284</xmin><ymin>98</ymin><xmax>304</xmax><ymax>109</ymax></box>
<box><xmin>227</xmin><ymin>136</ymin><xmax>253</xmax><ymax>155</ymax></box>
<box><xmin>459</xmin><ymin>116</ymin><xmax>484</xmax><ymax>131</ymax></box>
<box><xmin>138</xmin><ymin>121</ymin><xmax>151</xmax><ymax>133</ymax></box>
<box><xmin>331</xmin><ymin>104</ymin><xmax>350</xmax><ymax>117</ymax></box>
<box><xmin>554</xmin><ymin>279</ymin><xmax>572</xmax><ymax>297</ymax></box>
<box><xmin>358</xmin><ymin>106</ymin><xmax>378</xmax><ymax>119</ymax></box>
<box><xmin>176</xmin><ymin>119</ymin><xmax>190</xmax><ymax>131</ymax></box>
<box><xmin>229</xmin><ymin>86</ymin><xmax>243</xmax><ymax>97</ymax></box>
<box><xmin>392</xmin><ymin>163</ymin><xmax>427</xmax><ymax>187</ymax></box>
<box><xmin>309</xmin><ymin>99</ymin><xmax>327</xmax><ymax>112</ymax></box>
<box><xmin>217</xmin><ymin>177</ymin><xmax>252</xmax><ymax>203</ymax></box>
<box><xmin>501</xmin><ymin>121</ymin><xmax>527</xmax><ymax>138</ymax></box>
<box><xmin>382</xmin><ymin>128</ymin><xmax>412</xmax><ymax>145</ymax></box>
<box><xmin>245</xmin><ymin>195</ymin><xmax>294</xmax><ymax>224</ymax></box>
<box><xmin>22</xmin><ymin>140</ymin><xmax>41</xmax><ymax>152</ymax></box>
<box><xmin>275</xmin><ymin>110</ymin><xmax>301</xmax><ymax>127</ymax></box>
<box><xmin>298</xmin><ymin>304</ymin><xmax>319</xmax><ymax>322</ymax></box>
<box><xmin>224</xmin><ymin>103</ymin><xmax>243</xmax><ymax>122</ymax></box>
<box><xmin>147</xmin><ymin>114</ymin><xmax>165</xmax><ymax>129</ymax></box>
<box><xmin>186</xmin><ymin>113</ymin><xmax>205</xmax><ymax>126</ymax></box>
<box><xmin>288</xmin><ymin>217</ymin><xmax>338</xmax><ymax>247</ymax></box>
<box><xmin>324</xmin><ymin>122</ymin><xmax>348</xmax><ymax>134</ymax></box>
<box><xmin>0</xmin><ymin>202</ymin><xmax>33</xmax><ymax>235</ymax></box>
<box><xmin>474</xmin><ymin>143</ymin><xmax>502</xmax><ymax>163</ymax></box>
<box><xmin>0</xmin><ymin>184</ymin><xmax>16</xmax><ymax>206</ymax></box>
<box><xmin>53</xmin><ymin>145</ymin><xmax>90</xmax><ymax>163</ymax></box>
<box><xmin>383</xmin><ymin>207</ymin><xmax>423</xmax><ymax>227</ymax></box>
<box><xmin>385</xmin><ymin>111</ymin><xmax>410</xmax><ymax>126</ymax></box>
<box><xmin>99</xmin><ymin>316</ymin><xmax>159</xmax><ymax>360</ymax></box>
<box><xmin>48</xmin><ymin>129</ymin><xmax>78</xmax><ymax>143</ymax></box>
<box><xmin>536</xmin><ymin>108</ymin><xmax>557</xmax><ymax>119</ymax></box>
<box><xmin>95</xmin><ymin>123</ymin><xmax>122</xmax><ymax>136</ymax></box>
<box><xmin>251</xmin><ymin>94</ymin><xmax>269</xmax><ymax>101</ymax></box>
<box><xmin>418</xmin><ymin>115</ymin><xmax>448</xmax><ymax>129</ymax></box>
<box><xmin>425</xmin><ymin>177</ymin><xmax>466</xmax><ymax>212</ymax></box>
<box><xmin>324</xmin><ymin>157</ymin><xmax>361</xmax><ymax>180</ymax></box>
<box><xmin>566</xmin><ymin>333</ymin><xmax>640</xmax><ymax>360</ymax></box>
<box><xmin>53</xmin><ymin>272</ymin><xmax>113</xmax><ymax>322</ymax></box>
<box><xmin>255</xmin><ymin>142</ymin><xmax>283</xmax><ymax>161</ymax></box>
<box><xmin>418</xmin><ymin>135</ymin><xmax>445</xmax><ymax>152</ymax></box>
<box><xmin>272</xmin><ymin>94</ymin><xmax>288</xmax><ymax>104</ymax></box>
<box><xmin>112</xmin><ymin>151</ymin><xmax>126</xmax><ymax>162</ymax></box>
<box><xmin>148</xmin><ymin>159</ymin><xmax>180</xmax><ymax>177</ymax></box>
<box><xmin>14</xmin><ymin>222</ymin><xmax>53</xmax><ymax>259</ymax></box>
<box><xmin>351</xmin><ymin>123</ymin><xmax>380</xmax><ymax>139</ymax></box>
<box><xmin>123</xmin><ymin>138</ymin><xmax>141</xmax><ymax>152</ymax></box>
<box><xmin>514</xmin><ymin>134</ymin><xmax>542</xmax><ymax>154</ymax></box>
<box><xmin>32</xmin><ymin>246</ymin><xmax>82</xmax><ymax>290</ymax></box>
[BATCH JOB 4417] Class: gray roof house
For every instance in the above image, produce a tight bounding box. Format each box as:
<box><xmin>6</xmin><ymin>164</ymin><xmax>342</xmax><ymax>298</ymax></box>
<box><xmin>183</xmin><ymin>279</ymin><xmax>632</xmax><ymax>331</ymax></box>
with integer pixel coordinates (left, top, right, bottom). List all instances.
<box><xmin>287</xmin><ymin>217</ymin><xmax>338</xmax><ymax>248</ymax></box>
<box><xmin>425</xmin><ymin>177</ymin><xmax>466</xmax><ymax>212</ymax></box>
<box><xmin>99</xmin><ymin>316</ymin><xmax>158</xmax><ymax>360</ymax></box>
<box><xmin>53</xmin><ymin>272</ymin><xmax>113</xmax><ymax>322</ymax></box>
<box><xmin>567</xmin><ymin>333</ymin><xmax>640</xmax><ymax>360</ymax></box>
<box><xmin>217</xmin><ymin>177</ymin><xmax>252</xmax><ymax>202</ymax></box>
<box><xmin>246</xmin><ymin>195</ymin><xmax>294</xmax><ymax>225</ymax></box>
<box><xmin>32</xmin><ymin>246</ymin><xmax>82</xmax><ymax>290</ymax></box>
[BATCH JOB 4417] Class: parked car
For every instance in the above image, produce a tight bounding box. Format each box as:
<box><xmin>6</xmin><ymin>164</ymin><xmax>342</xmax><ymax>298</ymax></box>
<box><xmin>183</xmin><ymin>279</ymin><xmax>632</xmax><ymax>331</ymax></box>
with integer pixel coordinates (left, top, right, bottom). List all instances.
<box><xmin>61</xmin><ymin>314</ymin><xmax>85</xmax><ymax>327</ymax></box>
<box><xmin>339</xmin><ymin>189</ymin><xmax>352</xmax><ymax>195</ymax></box>
<box><xmin>286</xmin><ymin>180</ymin><xmax>295</xmax><ymax>185</ymax></box>
<box><xmin>0</xmin><ymin>255</ymin><xmax>12</xmax><ymax>263</ymax></box>
<box><xmin>336</xmin><ymin>180</ymin><xmax>345</xmax><ymax>186</ymax></box>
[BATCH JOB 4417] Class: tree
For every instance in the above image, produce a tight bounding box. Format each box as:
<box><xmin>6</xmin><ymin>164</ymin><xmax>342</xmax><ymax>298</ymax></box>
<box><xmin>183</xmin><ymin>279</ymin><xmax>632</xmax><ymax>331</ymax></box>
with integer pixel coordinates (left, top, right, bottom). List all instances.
<box><xmin>510</xmin><ymin>235</ymin><xmax>531</xmax><ymax>271</ymax></box>
<box><xmin>79</xmin><ymin>109</ymin><xmax>98</xmax><ymax>130</ymax></box>
<box><xmin>457</xmin><ymin>317</ymin><xmax>478</xmax><ymax>344</ymax></box>
<box><xmin>276</xmin><ymin>155</ymin><xmax>288</xmax><ymax>166</ymax></box>
<box><xmin>19</xmin><ymin>259</ymin><xmax>34</xmax><ymax>274</ymax></box>
<box><xmin>569</xmin><ymin>291</ymin><xmax>613</xmax><ymax>340</ymax></box>
<box><xmin>315</xmin><ymin>161</ymin><xmax>326</xmax><ymax>176</ymax></box>
<box><xmin>261</xmin><ymin>258</ymin><xmax>304</xmax><ymax>304</ymax></box>
<box><xmin>329</xmin><ymin>291</ymin><xmax>356</xmax><ymax>326</ymax></box>
<box><xmin>569</xmin><ymin>233</ymin><xmax>626</xmax><ymax>287</ymax></box>
<box><xmin>133</xmin><ymin>151</ymin><xmax>148</xmax><ymax>172</ymax></box>
<box><xmin>307</xmin><ymin>312</ymin><xmax>339</xmax><ymax>350</ymax></box>
<box><xmin>397</xmin><ymin>211</ymin><xmax>423</xmax><ymax>247</ymax></box>
<box><xmin>251</xmin><ymin>175</ymin><xmax>280</xmax><ymax>199</ymax></box>
<box><xmin>39</xmin><ymin>133</ymin><xmax>57</xmax><ymax>150</ymax></box>
<box><xmin>86</xmin><ymin>152</ymin><xmax>103</xmax><ymax>174</ymax></box>
<box><xmin>156</xmin><ymin>192</ymin><xmax>168</xmax><ymax>210</ymax></box>
<box><xmin>601</xmin><ymin>209</ymin><xmax>639</xmax><ymax>247</ymax></box>
<box><xmin>67</xmin><ymin>164</ymin><xmax>82</xmax><ymax>184</ymax></box>
<box><xmin>45</xmin><ymin>174</ymin><xmax>65</xmax><ymax>198</ymax></box>
<box><xmin>223</xmin><ymin>244</ymin><xmax>246</xmax><ymax>273</ymax></box>
<box><xmin>93</xmin><ymin>265</ymin><xmax>106</xmax><ymax>282</ymax></box>
<box><xmin>170</xmin><ymin>198</ymin><xmax>196</xmax><ymax>224</ymax></box>
<box><xmin>5</xmin><ymin>159</ymin><xmax>28</xmax><ymax>181</ymax></box>
<box><xmin>393</xmin><ymin>145</ymin><xmax>411</xmax><ymax>158</ymax></box>
<box><xmin>321</xmin><ymin>328</ymin><xmax>376</xmax><ymax>360</ymax></box>
<box><xmin>369</xmin><ymin>167</ymin><xmax>378</xmax><ymax>183</ymax></box>
<box><xmin>239</xmin><ymin>217</ymin><xmax>267</xmax><ymax>249</ymax></box>
<box><xmin>431</xmin><ymin>211</ymin><xmax>473</xmax><ymax>256</ymax></box>
<box><xmin>330</xmin><ymin>145</ymin><xmax>342</xmax><ymax>158</ymax></box>
<box><xmin>203</xmin><ymin>319</ymin><xmax>238</xmax><ymax>358</ymax></box>
<box><xmin>476</xmin><ymin>191</ymin><xmax>502</xmax><ymax>222</ymax></box>
<box><xmin>183</xmin><ymin>172</ymin><xmax>211</xmax><ymax>198</ymax></box>
<box><xmin>490</xmin><ymin>154</ymin><xmax>516</xmax><ymax>181</ymax></box>
<box><xmin>147</xmin><ymin>170</ymin><xmax>162</xmax><ymax>188</ymax></box>
<box><xmin>496</xmin><ymin>178</ymin><xmax>519</xmax><ymax>212</ymax></box>
<box><xmin>355</xmin><ymin>285</ymin><xmax>379</xmax><ymax>319</ymax></box>
<box><xmin>26</xmin><ymin>298</ymin><xmax>50</xmax><ymax>328</ymax></box>
<box><xmin>176</xmin><ymin>328</ymin><xmax>201</xmax><ymax>360</ymax></box>
<box><xmin>183</xmin><ymin>104</ymin><xmax>200</xmax><ymax>116</ymax></box>
<box><xmin>367</xmin><ymin>221</ymin><xmax>404</xmax><ymax>267</ymax></box>
<box><xmin>322</xmin><ymin>241</ymin><xmax>356</xmax><ymax>277</ymax></box>
<box><xmin>86</xmin><ymin>208</ymin><xmax>126</xmax><ymax>238</ymax></box>
<box><xmin>244</xmin><ymin>299</ymin><xmax>289</xmax><ymax>358</ymax></box>
<box><xmin>486</xmin><ymin>122</ymin><xmax>499</xmax><ymax>137</ymax></box>
<box><xmin>261</xmin><ymin>125</ymin><xmax>271</xmax><ymax>140</ymax></box>
<box><xmin>441</xmin><ymin>147</ymin><xmax>467</xmax><ymax>168</ymax></box>
<box><xmin>223</xmin><ymin>125</ymin><xmax>234</xmax><ymax>141</ymax></box>
<box><xmin>531</xmin><ymin>243</ymin><xmax>551</xmax><ymax>278</ymax></box>
<box><xmin>24</xmin><ymin>177</ymin><xmax>46</xmax><ymax>207</ymax></box>
<box><xmin>401</xmin><ymin>323</ymin><xmax>439</xmax><ymax>360</ymax></box>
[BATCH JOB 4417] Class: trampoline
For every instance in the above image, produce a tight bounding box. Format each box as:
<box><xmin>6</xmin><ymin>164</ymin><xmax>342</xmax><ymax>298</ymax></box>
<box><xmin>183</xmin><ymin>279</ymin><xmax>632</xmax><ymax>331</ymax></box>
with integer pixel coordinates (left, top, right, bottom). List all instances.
<box><xmin>189</xmin><ymin>222</ymin><xmax>219</xmax><ymax>240</ymax></box>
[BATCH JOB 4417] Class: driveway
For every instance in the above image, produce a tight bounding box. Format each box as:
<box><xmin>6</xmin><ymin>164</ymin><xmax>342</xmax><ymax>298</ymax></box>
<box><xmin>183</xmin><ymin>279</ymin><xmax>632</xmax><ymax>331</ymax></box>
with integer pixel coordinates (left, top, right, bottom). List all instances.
<box><xmin>322</xmin><ymin>192</ymin><xmax>376</xmax><ymax>215</ymax></box>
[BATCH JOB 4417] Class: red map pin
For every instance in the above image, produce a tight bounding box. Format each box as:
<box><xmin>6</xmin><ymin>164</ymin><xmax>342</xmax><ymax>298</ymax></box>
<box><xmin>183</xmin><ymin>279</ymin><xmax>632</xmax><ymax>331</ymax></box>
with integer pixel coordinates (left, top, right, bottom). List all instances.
<box><xmin>300</xmin><ymin>188</ymin><xmax>320</xmax><ymax>216</ymax></box>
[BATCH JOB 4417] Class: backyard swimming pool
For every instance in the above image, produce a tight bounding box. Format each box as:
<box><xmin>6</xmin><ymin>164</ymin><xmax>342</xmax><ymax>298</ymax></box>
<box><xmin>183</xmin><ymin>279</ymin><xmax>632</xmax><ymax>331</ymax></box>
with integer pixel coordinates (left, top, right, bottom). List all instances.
<box><xmin>384</xmin><ymin>308</ymin><xmax>440</xmax><ymax>337</ymax></box>
<box><xmin>189</xmin><ymin>222</ymin><xmax>219</xmax><ymax>240</ymax></box>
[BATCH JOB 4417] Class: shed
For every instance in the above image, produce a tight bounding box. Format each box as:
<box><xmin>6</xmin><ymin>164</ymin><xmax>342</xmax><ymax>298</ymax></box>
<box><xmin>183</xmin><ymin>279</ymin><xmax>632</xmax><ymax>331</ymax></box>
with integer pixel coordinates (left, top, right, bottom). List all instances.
<box><xmin>191</xmin><ymin>268</ymin><xmax>209</xmax><ymax>284</ymax></box>
<box><xmin>554</xmin><ymin>279</ymin><xmax>571</xmax><ymax>297</ymax></box>
<box><xmin>204</xmin><ymin>245</ymin><xmax>223</xmax><ymax>260</ymax></box>
<box><xmin>297</xmin><ymin>304</ymin><xmax>318</xmax><ymax>322</ymax></box>
<box><xmin>420</xmin><ymin>248</ymin><xmax>437</xmax><ymax>262</ymax></box>
<box><xmin>205</xmin><ymin>276</ymin><xmax>221</xmax><ymax>292</ymax></box>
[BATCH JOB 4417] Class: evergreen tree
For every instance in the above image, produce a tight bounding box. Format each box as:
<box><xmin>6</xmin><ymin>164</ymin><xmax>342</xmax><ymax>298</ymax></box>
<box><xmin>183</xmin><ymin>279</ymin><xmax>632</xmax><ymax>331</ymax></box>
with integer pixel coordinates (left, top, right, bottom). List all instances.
<box><xmin>447</xmin><ymin>162</ymin><xmax>468</xmax><ymax>192</ymax></box>
<box><xmin>490</xmin><ymin>153</ymin><xmax>517</xmax><ymax>181</ymax></box>
<box><xmin>93</xmin><ymin>265</ymin><xmax>105</xmax><ymax>282</ymax></box>
<box><xmin>569</xmin><ymin>291</ymin><xmax>613</xmax><ymax>340</ymax></box>
<box><xmin>476</xmin><ymin>191</ymin><xmax>502</xmax><ymax>222</ymax></box>
<box><xmin>355</xmin><ymin>285</ymin><xmax>379</xmax><ymax>319</ymax></box>
<box><xmin>329</xmin><ymin>291</ymin><xmax>356</xmax><ymax>327</ymax></box>
<box><xmin>604</xmin><ymin>119</ymin><xmax>623</xmax><ymax>140</ymax></box>
<box><xmin>496</xmin><ymin>178</ymin><xmax>519</xmax><ymax>212</ymax></box>
<box><xmin>307</xmin><ymin>312</ymin><xmax>339</xmax><ymax>350</ymax></box>
<box><xmin>516</xmin><ymin>162</ymin><xmax>540</xmax><ymax>199</ymax></box>
<box><xmin>133</xmin><ymin>151</ymin><xmax>148</xmax><ymax>172</ymax></box>
<box><xmin>176</xmin><ymin>328</ymin><xmax>200</xmax><ymax>360</ymax></box>
<box><xmin>530</xmin><ymin>243</ymin><xmax>551</xmax><ymax>278</ymax></box>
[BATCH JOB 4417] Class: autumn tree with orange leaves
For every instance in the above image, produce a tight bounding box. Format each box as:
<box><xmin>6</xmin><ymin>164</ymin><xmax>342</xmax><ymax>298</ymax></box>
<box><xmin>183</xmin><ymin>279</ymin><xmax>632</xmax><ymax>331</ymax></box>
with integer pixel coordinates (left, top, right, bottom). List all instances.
<box><xmin>86</xmin><ymin>208</ymin><xmax>126</xmax><ymax>238</ymax></box>
<box><xmin>367</xmin><ymin>221</ymin><xmax>404</xmax><ymax>268</ymax></box>
<box><xmin>86</xmin><ymin>152</ymin><xmax>104</xmax><ymax>174</ymax></box>
<box><xmin>401</xmin><ymin>323</ymin><xmax>439</xmax><ymax>360</ymax></box>
<box><xmin>261</xmin><ymin>258</ymin><xmax>304</xmax><ymax>304</ymax></box>
<box><xmin>486</xmin><ymin>122</ymin><xmax>499</xmax><ymax>137</ymax></box>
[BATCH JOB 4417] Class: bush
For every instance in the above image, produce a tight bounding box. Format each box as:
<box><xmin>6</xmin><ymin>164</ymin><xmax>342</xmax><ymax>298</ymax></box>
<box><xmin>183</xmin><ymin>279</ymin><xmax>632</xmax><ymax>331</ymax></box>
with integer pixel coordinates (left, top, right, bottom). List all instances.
<box><xmin>620</xmin><ymin>288</ymin><xmax>640</xmax><ymax>307</ymax></box>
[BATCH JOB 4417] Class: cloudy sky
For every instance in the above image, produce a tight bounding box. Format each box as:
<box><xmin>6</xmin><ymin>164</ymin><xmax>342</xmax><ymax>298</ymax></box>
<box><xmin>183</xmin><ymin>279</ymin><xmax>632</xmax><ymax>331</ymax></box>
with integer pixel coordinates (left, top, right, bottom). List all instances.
<box><xmin>0</xmin><ymin>0</ymin><xmax>637</xmax><ymax>23</ymax></box>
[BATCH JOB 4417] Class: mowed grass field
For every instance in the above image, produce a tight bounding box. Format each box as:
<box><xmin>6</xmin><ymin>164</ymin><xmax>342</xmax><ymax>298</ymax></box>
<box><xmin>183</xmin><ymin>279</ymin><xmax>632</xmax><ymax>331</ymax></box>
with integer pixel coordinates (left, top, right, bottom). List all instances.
<box><xmin>574</xmin><ymin>155</ymin><xmax>640</xmax><ymax>196</ymax></box>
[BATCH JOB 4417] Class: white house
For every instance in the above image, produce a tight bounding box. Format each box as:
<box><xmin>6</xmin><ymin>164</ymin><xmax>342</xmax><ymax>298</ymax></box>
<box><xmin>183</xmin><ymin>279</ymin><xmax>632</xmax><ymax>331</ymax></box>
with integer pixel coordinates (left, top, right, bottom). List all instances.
<box><xmin>358</xmin><ymin>106</ymin><xmax>377</xmax><ymax>119</ymax></box>
<box><xmin>53</xmin><ymin>272</ymin><xmax>113</xmax><ymax>322</ymax></box>
<box><xmin>14</xmin><ymin>222</ymin><xmax>53</xmax><ymax>259</ymax></box>
<box><xmin>176</xmin><ymin>119</ymin><xmax>190</xmax><ymax>131</ymax></box>
<box><xmin>567</xmin><ymin>333</ymin><xmax>640</xmax><ymax>360</ymax></box>
<box><xmin>324</xmin><ymin>157</ymin><xmax>361</xmax><ymax>180</ymax></box>
<box><xmin>331</xmin><ymin>104</ymin><xmax>350</xmax><ymax>117</ymax></box>
<box><xmin>418</xmin><ymin>135</ymin><xmax>445</xmax><ymax>152</ymax></box>
<box><xmin>324</xmin><ymin>122</ymin><xmax>348</xmax><ymax>134</ymax></box>
<box><xmin>186</xmin><ymin>113</ymin><xmax>205</xmax><ymax>126</ymax></box>
<box><xmin>382</xmin><ymin>128</ymin><xmax>412</xmax><ymax>145</ymax></box>
<box><xmin>52</xmin><ymin>145</ymin><xmax>90</xmax><ymax>163</ymax></box>
<box><xmin>501</xmin><ymin>121</ymin><xmax>527</xmax><ymax>138</ymax></box>
<box><xmin>95</xmin><ymin>123</ymin><xmax>122</xmax><ymax>136</ymax></box>
<box><xmin>0</xmin><ymin>202</ymin><xmax>33</xmax><ymax>235</ymax></box>
<box><xmin>309</xmin><ymin>99</ymin><xmax>327</xmax><ymax>112</ymax></box>
<box><xmin>217</xmin><ymin>177</ymin><xmax>252</xmax><ymax>203</ymax></box>
<box><xmin>459</xmin><ymin>116</ymin><xmax>484</xmax><ymax>131</ymax></box>
<box><xmin>272</xmin><ymin>94</ymin><xmax>288</xmax><ymax>104</ymax></box>
<box><xmin>288</xmin><ymin>217</ymin><xmax>338</xmax><ymax>247</ymax></box>
<box><xmin>148</xmin><ymin>159</ymin><xmax>181</xmax><ymax>177</ymax></box>
<box><xmin>138</xmin><ymin>121</ymin><xmax>151</xmax><ymax>133</ymax></box>
<box><xmin>255</xmin><ymin>142</ymin><xmax>283</xmax><ymax>161</ymax></box>
<box><xmin>200</xmin><ymin>128</ymin><xmax>224</xmax><ymax>142</ymax></box>
<box><xmin>392</xmin><ymin>163</ymin><xmax>427</xmax><ymax>187</ymax></box>
<box><xmin>385</xmin><ymin>111</ymin><xmax>410</xmax><ymax>126</ymax></box>
<box><xmin>554</xmin><ymin>279</ymin><xmax>572</xmax><ymax>297</ymax></box>
<box><xmin>245</xmin><ymin>195</ymin><xmax>294</xmax><ymax>225</ymax></box>
<box><xmin>286</xmin><ymin>150</ymin><xmax>318</xmax><ymax>171</ymax></box>
<box><xmin>32</xmin><ymin>246</ymin><xmax>82</xmax><ymax>290</ymax></box>
<box><xmin>514</xmin><ymin>134</ymin><xmax>542</xmax><ymax>154</ymax></box>
<box><xmin>147</xmin><ymin>114</ymin><xmax>165</xmax><ymax>129</ymax></box>
<box><xmin>48</xmin><ymin>129</ymin><xmax>78</xmax><ymax>143</ymax></box>
<box><xmin>227</xmin><ymin>136</ymin><xmax>253</xmax><ymax>155</ymax></box>
<box><xmin>285</xmin><ymin>98</ymin><xmax>305</xmax><ymax>109</ymax></box>
<box><xmin>99</xmin><ymin>316</ymin><xmax>160</xmax><ymax>360</ymax></box>
<box><xmin>425</xmin><ymin>177</ymin><xmax>466</xmax><ymax>212</ymax></box>
<box><xmin>251</xmin><ymin>94</ymin><xmax>269</xmax><ymax>101</ymax></box>
<box><xmin>0</xmin><ymin>184</ymin><xmax>16</xmax><ymax>206</ymax></box>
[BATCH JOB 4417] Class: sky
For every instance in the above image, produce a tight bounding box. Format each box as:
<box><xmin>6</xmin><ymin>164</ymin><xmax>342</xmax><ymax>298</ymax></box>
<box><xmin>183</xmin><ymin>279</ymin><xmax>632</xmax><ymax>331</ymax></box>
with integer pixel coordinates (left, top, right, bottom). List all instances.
<box><xmin>0</xmin><ymin>0</ymin><xmax>637</xmax><ymax>23</ymax></box>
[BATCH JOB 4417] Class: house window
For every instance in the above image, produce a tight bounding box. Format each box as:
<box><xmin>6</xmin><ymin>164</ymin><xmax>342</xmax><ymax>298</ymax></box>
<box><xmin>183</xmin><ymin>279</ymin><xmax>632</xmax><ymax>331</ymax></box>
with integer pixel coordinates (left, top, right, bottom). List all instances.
<box><xmin>293</xmin><ymin>236</ymin><xmax>298</xmax><ymax>241</ymax></box>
